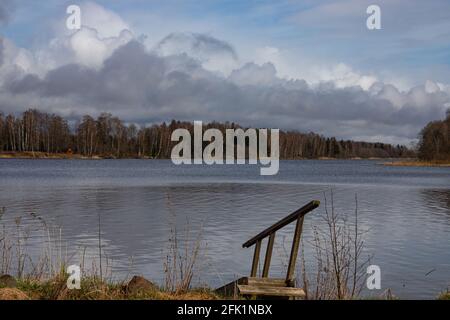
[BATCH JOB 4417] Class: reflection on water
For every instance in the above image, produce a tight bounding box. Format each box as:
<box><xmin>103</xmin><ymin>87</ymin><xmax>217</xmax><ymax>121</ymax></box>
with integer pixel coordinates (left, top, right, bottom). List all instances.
<box><xmin>0</xmin><ymin>159</ymin><xmax>449</xmax><ymax>299</ymax></box>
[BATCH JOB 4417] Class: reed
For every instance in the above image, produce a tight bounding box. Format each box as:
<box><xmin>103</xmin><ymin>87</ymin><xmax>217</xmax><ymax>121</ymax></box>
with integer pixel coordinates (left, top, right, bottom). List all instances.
<box><xmin>163</xmin><ymin>194</ymin><xmax>206</xmax><ymax>294</ymax></box>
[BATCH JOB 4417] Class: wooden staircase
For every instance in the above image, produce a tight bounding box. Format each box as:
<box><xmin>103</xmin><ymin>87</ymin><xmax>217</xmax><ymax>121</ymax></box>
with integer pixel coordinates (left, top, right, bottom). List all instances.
<box><xmin>217</xmin><ymin>276</ymin><xmax>306</xmax><ymax>299</ymax></box>
<box><xmin>238</xmin><ymin>277</ymin><xmax>305</xmax><ymax>298</ymax></box>
<box><xmin>216</xmin><ymin>200</ymin><xmax>320</xmax><ymax>299</ymax></box>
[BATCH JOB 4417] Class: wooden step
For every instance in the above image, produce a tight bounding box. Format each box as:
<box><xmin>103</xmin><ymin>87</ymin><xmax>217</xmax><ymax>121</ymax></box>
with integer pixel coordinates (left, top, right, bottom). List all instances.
<box><xmin>238</xmin><ymin>284</ymin><xmax>305</xmax><ymax>298</ymax></box>
<box><xmin>245</xmin><ymin>277</ymin><xmax>288</xmax><ymax>287</ymax></box>
<box><xmin>215</xmin><ymin>277</ymin><xmax>298</xmax><ymax>298</ymax></box>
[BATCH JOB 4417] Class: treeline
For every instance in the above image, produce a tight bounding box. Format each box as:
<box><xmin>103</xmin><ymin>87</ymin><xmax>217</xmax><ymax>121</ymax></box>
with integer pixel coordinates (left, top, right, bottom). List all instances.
<box><xmin>418</xmin><ymin>110</ymin><xmax>450</xmax><ymax>161</ymax></box>
<box><xmin>0</xmin><ymin>109</ymin><xmax>413</xmax><ymax>159</ymax></box>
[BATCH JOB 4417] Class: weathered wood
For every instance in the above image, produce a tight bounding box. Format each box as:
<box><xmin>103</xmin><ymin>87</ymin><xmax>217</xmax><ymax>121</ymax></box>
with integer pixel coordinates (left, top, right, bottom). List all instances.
<box><xmin>216</xmin><ymin>201</ymin><xmax>319</xmax><ymax>299</ymax></box>
<box><xmin>250</xmin><ymin>240</ymin><xmax>262</xmax><ymax>277</ymax></box>
<box><xmin>216</xmin><ymin>277</ymin><xmax>287</xmax><ymax>297</ymax></box>
<box><xmin>215</xmin><ymin>277</ymin><xmax>247</xmax><ymax>297</ymax></box>
<box><xmin>245</xmin><ymin>277</ymin><xmax>287</xmax><ymax>287</ymax></box>
<box><xmin>243</xmin><ymin>200</ymin><xmax>319</xmax><ymax>248</ymax></box>
<box><xmin>262</xmin><ymin>233</ymin><xmax>275</xmax><ymax>277</ymax></box>
<box><xmin>286</xmin><ymin>216</ymin><xmax>304</xmax><ymax>283</ymax></box>
<box><xmin>238</xmin><ymin>284</ymin><xmax>305</xmax><ymax>298</ymax></box>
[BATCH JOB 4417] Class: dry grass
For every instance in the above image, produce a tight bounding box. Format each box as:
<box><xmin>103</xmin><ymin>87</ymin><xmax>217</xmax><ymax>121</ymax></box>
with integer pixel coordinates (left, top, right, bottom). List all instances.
<box><xmin>0</xmin><ymin>276</ymin><xmax>218</xmax><ymax>300</ymax></box>
<box><xmin>382</xmin><ymin>160</ymin><xmax>450</xmax><ymax>167</ymax></box>
<box><xmin>438</xmin><ymin>290</ymin><xmax>450</xmax><ymax>300</ymax></box>
<box><xmin>0</xmin><ymin>288</ymin><xmax>30</xmax><ymax>300</ymax></box>
<box><xmin>299</xmin><ymin>192</ymin><xmax>371</xmax><ymax>300</ymax></box>
<box><xmin>1</xmin><ymin>208</ymin><xmax>72</xmax><ymax>281</ymax></box>
<box><xmin>163</xmin><ymin>194</ymin><xmax>206</xmax><ymax>294</ymax></box>
<box><xmin>163</xmin><ymin>222</ymin><xmax>204</xmax><ymax>294</ymax></box>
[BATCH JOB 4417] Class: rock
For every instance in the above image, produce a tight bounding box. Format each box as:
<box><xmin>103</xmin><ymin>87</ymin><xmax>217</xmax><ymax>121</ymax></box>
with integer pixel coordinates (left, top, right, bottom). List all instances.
<box><xmin>125</xmin><ymin>276</ymin><xmax>157</xmax><ymax>294</ymax></box>
<box><xmin>0</xmin><ymin>275</ymin><xmax>17</xmax><ymax>288</ymax></box>
<box><xmin>0</xmin><ymin>288</ymin><xmax>29</xmax><ymax>300</ymax></box>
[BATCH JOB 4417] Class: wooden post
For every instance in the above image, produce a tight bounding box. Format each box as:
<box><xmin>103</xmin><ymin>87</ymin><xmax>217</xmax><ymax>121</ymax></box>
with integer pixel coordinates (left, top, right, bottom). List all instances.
<box><xmin>262</xmin><ymin>233</ymin><xmax>275</xmax><ymax>277</ymax></box>
<box><xmin>286</xmin><ymin>216</ymin><xmax>304</xmax><ymax>285</ymax></box>
<box><xmin>250</xmin><ymin>240</ymin><xmax>262</xmax><ymax>277</ymax></box>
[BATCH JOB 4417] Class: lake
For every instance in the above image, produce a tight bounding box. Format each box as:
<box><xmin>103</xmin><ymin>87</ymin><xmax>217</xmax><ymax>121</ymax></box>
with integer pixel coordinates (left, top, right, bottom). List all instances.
<box><xmin>0</xmin><ymin>159</ymin><xmax>449</xmax><ymax>299</ymax></box>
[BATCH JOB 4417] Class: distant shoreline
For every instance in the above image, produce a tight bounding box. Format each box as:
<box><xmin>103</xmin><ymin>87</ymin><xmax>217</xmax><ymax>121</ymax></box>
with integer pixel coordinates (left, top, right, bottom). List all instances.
<box><xmin>0</xmin><ymin>151</ymin><xmax>413</xmax><ymax>162</ymax></box>
<box><xmin>382</xmin><ymin>160</ymin><xmax>450</xmax><ymax>167</ymax></box>
<box><xmin>0</xmin><ymin>151</ymin><xmax>105</xmax><ymax>160</ymax></box>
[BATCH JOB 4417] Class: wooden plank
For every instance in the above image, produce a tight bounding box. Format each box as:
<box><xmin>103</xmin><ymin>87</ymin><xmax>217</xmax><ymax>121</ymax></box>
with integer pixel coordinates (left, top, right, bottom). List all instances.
<box><xmin>216</xmin><ymin>277</ymin><xmax>287</xmax><ymax>297</ymax></box>
<box><xmin>262</xmin><ymin>233</ymin><xmax>275</xmax><ymax>277</ymax></box>
<box><xmin>286</xmin><ymin>216</ymin><xmax>304</xmax><ymax>283</ymax></box>
<box><xmin>250</xmin><ymin>240</ymin><xmax>262</xmax><ymax>277</ymax></box>
<box><xmin>238</xmin><ymin>285</ymin><xmax>305</xmax><ymax>298</ymax></box>
<box><xmin>246</xmin><ymin>277</ymin><xmax>287</xmax><ymax>287</ymax></box>
<box><xmin>243</xmin><ymin>200</ymin><xmax>319</xmax><ymax>248</ymax></box>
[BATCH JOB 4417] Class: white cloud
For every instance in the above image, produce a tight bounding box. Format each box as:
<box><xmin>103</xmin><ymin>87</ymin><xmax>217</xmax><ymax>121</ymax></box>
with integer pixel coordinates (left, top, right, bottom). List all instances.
<box><xmin>31</xmin><ymin>27</ymin><xmax>135</xmax><ymax>72</ymax></box>
<box><xmin>229</xmin><ymin>62</ymin><xmax>278</xmax><ymax>86</ymax></box>
<box><xmin>376</xmin><ymin>84</ymin><xmax>405</xmax><ymax>108</ymax></box>
<box><xmin>253</xmin><ymin>46</ymin><xmax>378</xmax><ymax>90</ymax></box>
<box><xmin>314</xmin><ymin>63</ymin><xmax>377</xmax><ymax>91</ymax></box>
<box><xmin>70</xmin><ymin>28</ymin><xmax>134</xmax><ymax>69</ymax></box>
<box><xmin>26</xmin><ymin>2</ymin><xmax>135</xmax><ymax>72</ymax></box>
<box><xmin>0</xmin><ymin>37</ymin><xmax>36</xmax><ymax>84</ymax></box>
<box><xmin>155</xmin><ymin>32</ymin><xmax>239</xmax><ymax>76</ymax></box>
<box><xmin>79</xmin><ymin>1</ymin><xmax>130</xmax><ymax>38</ymax></box>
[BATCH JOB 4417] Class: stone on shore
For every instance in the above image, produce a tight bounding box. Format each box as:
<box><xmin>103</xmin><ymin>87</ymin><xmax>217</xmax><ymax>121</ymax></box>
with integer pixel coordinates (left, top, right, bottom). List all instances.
<box><xmin>124</xmin><ymin>276</ymin><xmax>157</xmax><ymax>294</ymax></box>
<box><xmin>0</xmin><ymin>275</ymin><xmax>17</xmax><ymax>288</ymax></box>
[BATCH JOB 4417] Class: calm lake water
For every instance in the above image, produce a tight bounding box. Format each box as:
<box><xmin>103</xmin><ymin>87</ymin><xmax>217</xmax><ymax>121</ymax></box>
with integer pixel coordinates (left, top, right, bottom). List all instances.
<box><xmin>0</xmin><ymin>159</ymin><xmax>449</xmax><ymax>299</ymax></box>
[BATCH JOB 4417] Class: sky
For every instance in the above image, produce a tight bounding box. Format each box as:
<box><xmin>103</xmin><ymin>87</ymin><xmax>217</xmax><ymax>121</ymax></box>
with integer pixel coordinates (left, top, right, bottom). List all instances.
<box><xmin>1</xmin><ymin>0</ymin><xmax>450</xmax><ymax>145</ymax></box>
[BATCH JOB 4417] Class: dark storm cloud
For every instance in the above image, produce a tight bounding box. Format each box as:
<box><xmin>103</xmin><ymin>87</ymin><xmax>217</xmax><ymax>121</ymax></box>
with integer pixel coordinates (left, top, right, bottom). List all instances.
<box><xmin>157</xmin><ymin>32</ymin><xmax>238</xmax><ymax>61</ymax></box>
<box><xmin>3</xmin><ymin>40</ymin><xmax>449</xmax><ymax>144</ymax></box>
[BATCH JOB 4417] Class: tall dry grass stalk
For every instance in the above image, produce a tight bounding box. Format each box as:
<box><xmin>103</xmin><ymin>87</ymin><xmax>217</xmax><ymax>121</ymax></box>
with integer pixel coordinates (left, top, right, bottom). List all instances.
<box><xmin>163</xmin><ymin>221</ymin><xmax>204</xmax><ymax>294</ymax></box>
<box><xmin>0</xmin><ymin>208</ymin><xmax>69</xmax><ymax>281</ymax></box>
<box><xmin>299</xmin><ymin>192</ymin><xmax>371</xmax><ymax>300</ymax></box>
<box><xmin>1</xmin><ymin>207</ymin><xmax>13</xmax><ymax>275</ymax></box>
<box><xmin>163</xmin><ymin>194</ymin><xmax>205</xmax><ymax>294</ymax></box>
<box><xmin>0</xmin><ymin>207</ymin><xmax>112</xmax><ymax>285</ymax></box>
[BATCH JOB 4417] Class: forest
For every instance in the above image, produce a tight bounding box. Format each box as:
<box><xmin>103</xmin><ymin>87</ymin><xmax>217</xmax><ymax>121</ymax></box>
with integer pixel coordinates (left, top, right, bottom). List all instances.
<box><xmin>0</xmin><ymin>109</ymin><xmax>413</xmax><ymax>159</ymax></box>
<box><xmin>418</xmin><ymin>110</ymin><xmax>450</xmax><ymax>161</ymax></box>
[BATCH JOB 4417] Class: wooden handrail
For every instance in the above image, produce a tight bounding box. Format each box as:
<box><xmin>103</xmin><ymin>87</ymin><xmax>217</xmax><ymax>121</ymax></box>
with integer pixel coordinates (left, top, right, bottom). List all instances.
<box><xmin>242</xmin><ymin>200</ymin><xmax>320</xmax><ymax>248</ymax></box>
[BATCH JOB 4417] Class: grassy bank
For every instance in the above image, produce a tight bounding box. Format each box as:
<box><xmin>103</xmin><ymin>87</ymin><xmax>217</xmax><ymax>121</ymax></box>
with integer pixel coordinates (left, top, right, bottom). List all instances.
<box><xmin>382</xmin><ymin>160</ymin><xmax>450</xmax><ymax>167</ymax></box>
<box><xmin>439</xmin><ymin>292</ymin><xmax>450</xmax><ymax>300</ymax></box>
<box><xmin>1</xmin><ymin>274</ymin><xmax>447</xmax><ymax>300</ymax></box>
<box><xmin>0</xmin><ymin>275</ymin><xmax>219</xmax><ymax>300</ymax></box>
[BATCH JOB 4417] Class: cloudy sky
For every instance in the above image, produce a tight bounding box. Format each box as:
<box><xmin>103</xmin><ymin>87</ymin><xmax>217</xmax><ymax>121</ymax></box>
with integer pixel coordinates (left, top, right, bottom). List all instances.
<box><xmin>1</xmin><ymin>0</ymin><xmax>450</xmax><ymax>145</ymax></box>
